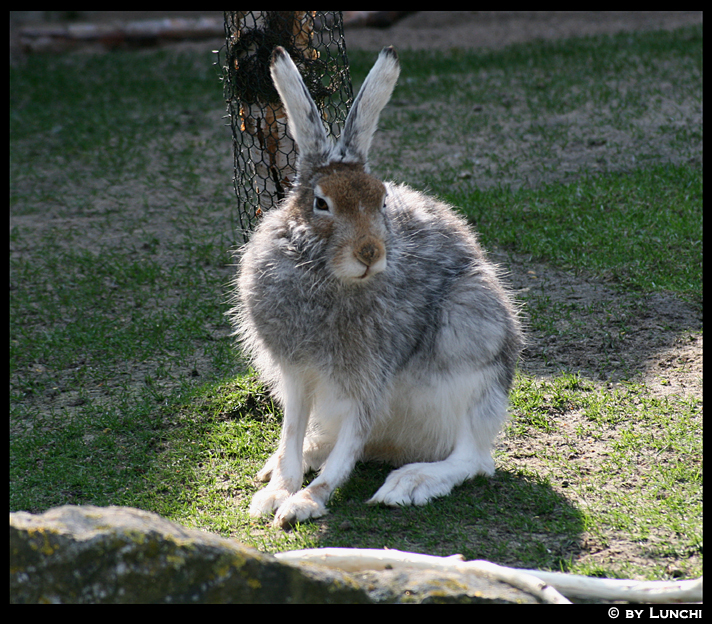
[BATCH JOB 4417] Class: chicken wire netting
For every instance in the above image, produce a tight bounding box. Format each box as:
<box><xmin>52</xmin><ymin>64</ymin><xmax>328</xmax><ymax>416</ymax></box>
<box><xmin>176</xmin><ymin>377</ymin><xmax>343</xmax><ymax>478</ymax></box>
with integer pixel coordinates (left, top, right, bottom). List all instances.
<box><xmin>220</xmin><ymin>11</ymin><xmax>353</xmax><ymax>239</ymax></box>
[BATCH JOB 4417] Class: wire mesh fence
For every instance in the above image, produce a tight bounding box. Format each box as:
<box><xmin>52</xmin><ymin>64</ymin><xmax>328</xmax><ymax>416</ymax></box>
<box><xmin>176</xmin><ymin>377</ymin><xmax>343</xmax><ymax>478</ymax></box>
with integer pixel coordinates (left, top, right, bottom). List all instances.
<box><xmin>221</xmin><ymin>11</ymin><xmax>352</xmax><ymax>240</ymax></box>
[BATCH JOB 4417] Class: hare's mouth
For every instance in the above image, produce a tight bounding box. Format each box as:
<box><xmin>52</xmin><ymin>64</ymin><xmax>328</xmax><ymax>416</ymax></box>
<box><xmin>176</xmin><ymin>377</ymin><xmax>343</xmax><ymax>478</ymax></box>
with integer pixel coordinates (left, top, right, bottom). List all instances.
<box><xmin>357</xmin><ymin>266</ymin><xmax>373</xmax><ymax>280</ymax></box>
<box><xmin>340</xmin><ymin>264</ymin><xmax>378</xmax><ymax>284</ymax></box>
<box><xmin>356</xmin><ymin>257</ymin><xmax>387</xmax><ymax>281</ymax></box>
<box><xmin>334</xmin><ymin>253</ymin><xmax>387</xmax><ymax>282</ymax></box>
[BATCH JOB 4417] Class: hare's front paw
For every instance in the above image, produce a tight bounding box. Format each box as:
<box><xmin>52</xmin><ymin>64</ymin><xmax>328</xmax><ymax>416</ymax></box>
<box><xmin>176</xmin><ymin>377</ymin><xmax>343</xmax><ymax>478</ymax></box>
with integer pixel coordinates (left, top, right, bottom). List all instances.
<box><xmin>249</xmin><ymin>486</ymin><xmax>292</xmax><ymax>518</ymax></box>
<box><xmin>367</xmin><ymin>463</ymin><xmax>454</xmax><ymax>507</ymax></box>
<box><xmin>273</xmin><ymin>490</ymin><xmax>328</xmax><ymax>529</ymax></box>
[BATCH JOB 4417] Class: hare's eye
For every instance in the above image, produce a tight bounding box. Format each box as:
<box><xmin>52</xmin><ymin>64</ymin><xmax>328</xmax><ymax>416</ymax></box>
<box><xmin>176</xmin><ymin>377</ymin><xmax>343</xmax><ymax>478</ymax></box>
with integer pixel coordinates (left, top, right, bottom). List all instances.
<box><xmin>313</xmin><ymin>196</ymin><xmax>330</xmax><ymax>213</ymax></box>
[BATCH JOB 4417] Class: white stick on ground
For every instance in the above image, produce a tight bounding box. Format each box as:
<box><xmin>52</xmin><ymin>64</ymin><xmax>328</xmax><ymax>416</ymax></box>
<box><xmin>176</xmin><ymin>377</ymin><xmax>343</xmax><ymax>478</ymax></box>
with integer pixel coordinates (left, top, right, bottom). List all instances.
<box><xmin>276</xmin><ymin>548</ymin><xmax>571</xmax><ymax>604</ymax></box>
<box><xmin>275</xmin><ymin>548</ymin><xmax>702</xmax><ymax>603</ymax></box>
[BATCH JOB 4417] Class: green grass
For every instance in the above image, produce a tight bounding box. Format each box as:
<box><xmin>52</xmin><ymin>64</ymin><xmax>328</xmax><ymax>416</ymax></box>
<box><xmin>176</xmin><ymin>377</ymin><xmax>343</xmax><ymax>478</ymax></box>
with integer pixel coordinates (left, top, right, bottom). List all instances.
<box><xmin>452</xmin><ymin>164</ymin><xmax>702</xmax><ymax>300</ymax></box>
<box><xmin>10</xmin><ymin>25</ymin><xmax>702</xmax><ymax>582</ymax></box>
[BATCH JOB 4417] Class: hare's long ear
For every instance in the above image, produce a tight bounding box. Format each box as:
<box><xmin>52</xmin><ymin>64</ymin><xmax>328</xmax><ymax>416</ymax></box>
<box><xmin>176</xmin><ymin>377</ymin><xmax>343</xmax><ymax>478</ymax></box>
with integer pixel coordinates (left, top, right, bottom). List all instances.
<box><xmin>335</xmin><ymin>46</ymin><xmax>400</xmax><ymax>167</ymax></box>
<box><xmin>270</xmin><ymin>46</ymin><xmax>331</xmax><ymax>168</ymax></box>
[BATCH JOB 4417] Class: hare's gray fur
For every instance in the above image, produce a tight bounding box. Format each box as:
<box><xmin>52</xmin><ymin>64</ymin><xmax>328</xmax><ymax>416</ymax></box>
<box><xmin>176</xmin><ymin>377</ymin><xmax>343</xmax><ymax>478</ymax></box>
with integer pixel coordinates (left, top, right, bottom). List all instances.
<box><xmin>231</xmin><ymin>46</ymin><xmax>523</xmax><ymax>528</ymax></box>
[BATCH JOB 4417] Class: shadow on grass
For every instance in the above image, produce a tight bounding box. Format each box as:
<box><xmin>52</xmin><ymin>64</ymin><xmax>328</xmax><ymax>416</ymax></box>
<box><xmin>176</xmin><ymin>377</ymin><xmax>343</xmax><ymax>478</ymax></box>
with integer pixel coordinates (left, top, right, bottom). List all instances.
<box><xmin>313</xmin><ymin>462</ymin><xmax>584</xmax><ymax>571</ymax></box>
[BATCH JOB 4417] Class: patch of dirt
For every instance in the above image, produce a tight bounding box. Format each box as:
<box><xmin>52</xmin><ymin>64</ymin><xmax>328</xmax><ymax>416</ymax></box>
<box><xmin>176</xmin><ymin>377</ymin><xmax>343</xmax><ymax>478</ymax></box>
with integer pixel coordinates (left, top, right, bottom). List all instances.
<box><xmin>344</xmin><ymin>11</ymin><xmax>702</xmax><ymax>51</ymax></box>
<box><xmin>498</xmin><ymin>253</ymin><xmax>702</xmax><ymax>394</ymax></box>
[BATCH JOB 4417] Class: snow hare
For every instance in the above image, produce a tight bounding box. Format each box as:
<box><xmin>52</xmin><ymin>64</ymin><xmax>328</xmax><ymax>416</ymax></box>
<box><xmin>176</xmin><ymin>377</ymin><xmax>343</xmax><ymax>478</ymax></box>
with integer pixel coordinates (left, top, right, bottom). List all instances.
<box><xmin>232</xmin><ymin>46</ymin><xmax>523</xmax><ymax>528</ymax></box>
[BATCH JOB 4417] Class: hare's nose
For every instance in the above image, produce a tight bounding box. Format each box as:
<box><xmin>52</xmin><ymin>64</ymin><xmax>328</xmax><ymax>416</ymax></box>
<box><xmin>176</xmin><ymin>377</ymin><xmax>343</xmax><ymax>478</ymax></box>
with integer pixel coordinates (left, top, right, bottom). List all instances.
<box><xmin>356</xmin><ymin>240</ymin><xmax>383</xmax><ymax>267</ymax></box>
<box><xmin>354</xmin><ymin>238</ymin><xmax>387</xmax><ymax>277</ymax></box>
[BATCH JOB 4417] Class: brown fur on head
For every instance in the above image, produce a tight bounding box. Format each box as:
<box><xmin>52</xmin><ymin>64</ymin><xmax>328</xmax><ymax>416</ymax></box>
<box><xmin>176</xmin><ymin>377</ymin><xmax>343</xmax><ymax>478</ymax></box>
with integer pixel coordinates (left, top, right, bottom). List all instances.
<box><xmin>293</xmin><ymin>163</ymin><xmax>388</xmax><ymax>282</ymax></box>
